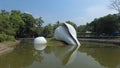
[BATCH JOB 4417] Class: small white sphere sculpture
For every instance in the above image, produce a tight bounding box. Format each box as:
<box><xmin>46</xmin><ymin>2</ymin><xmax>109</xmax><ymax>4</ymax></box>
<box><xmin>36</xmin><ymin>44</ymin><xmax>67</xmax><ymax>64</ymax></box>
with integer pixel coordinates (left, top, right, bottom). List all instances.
<box><xmin>34</xmin><ymin>37</ymin><xmax>47</xmax><ymax>50</ymax></box>
<box><xmin>34</xmin><ymin>37</ymin><xmax>47</xmax><ymax>44</ymax></box>
<box><xmin>34</xmin><ymin>44</ymin><xmax>47</xmax><ymax>50</ymax></box>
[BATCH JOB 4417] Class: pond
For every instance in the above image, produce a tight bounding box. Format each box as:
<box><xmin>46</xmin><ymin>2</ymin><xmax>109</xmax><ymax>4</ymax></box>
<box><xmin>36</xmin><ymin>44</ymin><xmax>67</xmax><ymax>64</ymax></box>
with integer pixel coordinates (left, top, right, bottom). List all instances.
<box><xmin>0</xmin><ymin>42</ymin><xmax>120</xmax><ymax>68</ymax></box>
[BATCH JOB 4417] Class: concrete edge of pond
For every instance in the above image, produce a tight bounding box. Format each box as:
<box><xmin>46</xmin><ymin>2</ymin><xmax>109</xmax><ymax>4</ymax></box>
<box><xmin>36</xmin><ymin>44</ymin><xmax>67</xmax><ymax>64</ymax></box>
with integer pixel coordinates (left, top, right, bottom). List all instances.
<box><xmin>0</xmin><ymin>40</ymin><xmax>20</xmax><ymax>56</ymax></box>
<box><xmin>18</xmin><ymin>38</ymin><xmax>120</xmax><ymax>44</ymax></box>
<box><xmin>79</xmin><ymin>38</ymin><xmax>120</xmax><ymax>44</ymax></box>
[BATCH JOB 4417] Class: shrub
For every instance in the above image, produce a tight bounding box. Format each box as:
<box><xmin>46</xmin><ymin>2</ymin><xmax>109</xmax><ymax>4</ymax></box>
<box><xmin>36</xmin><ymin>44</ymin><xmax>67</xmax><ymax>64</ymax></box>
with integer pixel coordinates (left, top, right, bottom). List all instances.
<box><xmin>0</xmin><ymin>33</ymin><xmax>15</xmax><ymax>42</ymax></box>
<box><xmin>0</xmin><ymin>33</ymin><xmax>6</xmax><ymax>42</ymax></box>
<box><xmin>6</xmin><ymin>35</ymin><xmax>15</xmax><ymax>41</ymax></box>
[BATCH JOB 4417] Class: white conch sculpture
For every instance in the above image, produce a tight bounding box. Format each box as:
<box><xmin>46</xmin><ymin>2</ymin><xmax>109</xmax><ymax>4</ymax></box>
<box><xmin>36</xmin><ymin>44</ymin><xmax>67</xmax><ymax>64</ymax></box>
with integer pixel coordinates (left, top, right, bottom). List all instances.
<box><xmin>34</xmin><ymin>37</ymin><xmax>47</xmax><ymax>50</ymax></box>
<box><xmin>54</xmin><ymin>23</ymin><xmax>80</xmax><ymax>46</ymax></box>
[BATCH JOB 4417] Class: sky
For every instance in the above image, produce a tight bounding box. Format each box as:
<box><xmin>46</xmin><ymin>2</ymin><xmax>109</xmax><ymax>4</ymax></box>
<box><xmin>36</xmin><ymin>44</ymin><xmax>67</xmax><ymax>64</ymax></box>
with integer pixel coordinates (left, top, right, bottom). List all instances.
<box><xmin>0</xmin><ymin>0</ymin><xmax>117</xmax><ymax>26</ymax></box>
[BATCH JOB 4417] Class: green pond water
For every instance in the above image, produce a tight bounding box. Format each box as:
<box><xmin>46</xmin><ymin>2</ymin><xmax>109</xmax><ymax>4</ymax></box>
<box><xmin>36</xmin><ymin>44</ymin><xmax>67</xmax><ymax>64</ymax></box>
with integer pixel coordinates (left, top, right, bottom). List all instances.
<box><xmin>0</xmin><ymin>42</ymin><xmax>120</xmax><ymax>68</ymax></box>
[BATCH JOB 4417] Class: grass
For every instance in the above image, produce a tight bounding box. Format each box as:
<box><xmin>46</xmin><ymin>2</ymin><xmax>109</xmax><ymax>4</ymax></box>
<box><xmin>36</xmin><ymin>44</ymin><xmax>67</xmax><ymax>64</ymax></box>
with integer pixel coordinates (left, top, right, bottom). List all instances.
<box><xmin>46</xmin><ymin>38</ymin><xmax>119</xmax><ymax>47</ymax></box>
<box><xmin>46</xmin><ymin>38</ymin><xmax>67</xmax><ymax>46</ymax></box>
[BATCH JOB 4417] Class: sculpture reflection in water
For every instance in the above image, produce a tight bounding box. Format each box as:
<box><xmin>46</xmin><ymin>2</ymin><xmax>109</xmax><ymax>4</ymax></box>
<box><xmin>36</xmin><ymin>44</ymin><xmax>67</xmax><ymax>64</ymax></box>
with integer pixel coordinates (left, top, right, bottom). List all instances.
<box><xmin>34</xmin><ymin>44</ymin><xmax>47</xmax><ymax>63</ymax></box>
<box><xmin>34</xmin><ymin>44</ymin><xmax>47</xmax><ymax>51</ymax></box>
<box><xmin>34</xmin><ymin>44</ymin><xmax>80</xmax><ymax>65</ymax></box>
<box><xmin>33</xmin><ymin>36</ymin><xmax>47</xmax><ymax>63</ymax></box>
<box><xmin>54</xmin><ymin>45</ymin><xmax>80</xmax><ymax>65</ymax></box>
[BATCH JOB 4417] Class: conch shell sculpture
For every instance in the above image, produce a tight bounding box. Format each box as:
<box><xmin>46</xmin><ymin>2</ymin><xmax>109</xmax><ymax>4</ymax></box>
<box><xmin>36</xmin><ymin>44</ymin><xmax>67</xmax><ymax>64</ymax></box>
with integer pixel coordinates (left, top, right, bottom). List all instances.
<box><xmin>54</xmin><ymin>23</ymin><xmax>80</xmax><ymax>46</ymax></box>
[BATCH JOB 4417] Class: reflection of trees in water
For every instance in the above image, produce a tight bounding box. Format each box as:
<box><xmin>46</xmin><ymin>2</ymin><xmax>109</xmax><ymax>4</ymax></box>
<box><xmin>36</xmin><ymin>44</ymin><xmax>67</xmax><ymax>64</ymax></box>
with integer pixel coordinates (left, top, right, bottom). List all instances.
<box><xmin>44</xmin><ymin>46</ymin><xmax>53</xmax><ymax>54</ymax></box>
<box><xmin>0</xmin><ymin>42</ymin><xmax>80</xmax><ymax>68</ymax></box>
<box><xmin>34</xmin><ymin>51</ymin><xmax>44</xmax><ymax>63</ymax></box>
<box><xmin>79</xmin><ymin>47</ymin><xmax>120</xmax><ymax>68</ymax></box>
<box><xmin>0</xmin><ymin>43</ymin><xmax>35</xmax><ymax>68</ymax></box>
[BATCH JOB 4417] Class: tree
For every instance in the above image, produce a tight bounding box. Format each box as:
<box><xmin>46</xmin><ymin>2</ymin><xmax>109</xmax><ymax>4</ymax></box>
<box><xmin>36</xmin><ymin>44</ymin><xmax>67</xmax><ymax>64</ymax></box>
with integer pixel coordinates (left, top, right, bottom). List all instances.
<box><xmin>0</xmin><ymin>10</ymin><xmax>15</xmax><ymax>35</ymax></box>
<box><xmin>66</xmin><ymin>21</ymin><xmax>77</xmax><ymax>29</ymax></box>
<box><xmin>0</xmin><ymin>10</ymin><xmax>16</xmax><ymax>42</ymax></box>
<box><xmin>109</xmin><ymin>0</ymin><xmax>120</xmax><ymax>15</ymax></box>
<box><xmin>35</xmin><ymin>17</ymin><xmax>44</xmax><ymax>27</ymax></box>
<box><xmin>10</xmin><ymin>10</ymin><xmax>25</xmax><ymax>37</ymax></box>
<box><xmin>109</xmin><ymin>0</ymin><xmax>120</xmax><ymax>33</ymax></box>
<box><xmin>53</xmin><ymin>21</ymin><xmax>62</xmax><ymax>31</ymax></box>
<box><xmin>20</xmin><ymin>13</ymin><xmax>36</xmax><ymax>37</ymax></box>
<box><xmin>35</xmin><ymin>17</ymin><xmax>44</xmax><ymax>36</ymax></box>
<box><xmin>89</xmin><ymin>14</ymin><xmax>119</xmax><ymax>36</ymax></box>
<box><xmin>77</xmin><ymin>25</ymin><xmax>86</xmax><ymax>33</ymax></box>
<box><xmin>41</xmin><ymin>24</ymin><xmax>53</xmax><ymax>37</ymax></box>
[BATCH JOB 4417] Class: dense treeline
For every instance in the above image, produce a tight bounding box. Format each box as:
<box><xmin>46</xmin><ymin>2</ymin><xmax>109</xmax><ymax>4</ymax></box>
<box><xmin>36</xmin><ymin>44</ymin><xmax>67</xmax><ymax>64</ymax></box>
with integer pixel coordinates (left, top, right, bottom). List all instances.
<box><xmin>0</xmin><ymin>9</ymin><xmax>120</xmax><ymax>42</ymax></box>
<box><xmin>84</xmin><ymin>14</ymin><xmax>120</xmax><ymax>36</ymax></box>
<box><xmin>0</xmin><ymin>10</ymin><xmax>77</xmax><ymax>42</ymax></box>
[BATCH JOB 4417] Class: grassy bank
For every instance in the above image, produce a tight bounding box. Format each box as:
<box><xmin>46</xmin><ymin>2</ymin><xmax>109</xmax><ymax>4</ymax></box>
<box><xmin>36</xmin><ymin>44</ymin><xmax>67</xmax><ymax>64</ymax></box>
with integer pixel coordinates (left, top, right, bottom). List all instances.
<box><xmin>46</xmin><ymin>38</ymin><xmax>120</xmax><ymax>47</ymax></box>
<box><xmin>47</xmin><ymin>38</ymin><xmax>67</xmax><ymax>46</ymax></box>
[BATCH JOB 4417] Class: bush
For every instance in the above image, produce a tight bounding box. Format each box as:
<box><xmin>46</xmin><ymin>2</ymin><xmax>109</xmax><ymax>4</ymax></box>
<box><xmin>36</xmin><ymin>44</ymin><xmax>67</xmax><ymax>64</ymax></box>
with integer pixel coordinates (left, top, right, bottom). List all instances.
<box><xmin>6</xmin><ymin>35</ymin><xmax>15</xmax><ymax>41</ymax></box>
<box><xmin>0</xmin><ymin>33</ymin><xmax>15</xmax><ymax>42</ymax></box>
<box><xmin>0</xmin><ymin>33</ymin><xmax>6</xmax><ymax>42</ymax></box>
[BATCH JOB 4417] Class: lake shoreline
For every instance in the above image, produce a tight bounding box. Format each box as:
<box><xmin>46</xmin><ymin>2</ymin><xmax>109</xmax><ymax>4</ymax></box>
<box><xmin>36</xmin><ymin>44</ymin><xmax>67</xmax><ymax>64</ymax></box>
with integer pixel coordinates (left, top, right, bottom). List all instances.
<box><xmin>0</xmin><ymin>40</ymin><xmax>20</xmax><ymax>56</ymax></box>
<box><xmin>79</xmin><ymin>38</ymin><xmax>120</xmax><ymax>44</ymax></box>
<box><xmin>18</xmin><ymin>38</ymin><xmax>120</xmax><ymax>45</ymax></box>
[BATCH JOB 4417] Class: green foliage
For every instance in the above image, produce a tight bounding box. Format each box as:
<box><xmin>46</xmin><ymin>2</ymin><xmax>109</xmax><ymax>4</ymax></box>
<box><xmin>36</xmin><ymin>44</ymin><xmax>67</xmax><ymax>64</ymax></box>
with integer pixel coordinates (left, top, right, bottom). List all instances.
<box><xmin>53</xmin><ymin>21</ymin><xmax>62</xmax><ymax>31</ymax></box>
<box><xmin>42</xmin><ymin>24</ymin><xmax>53</xmax><ymax>37</ymax></box>
<box><xmin>77</xmin><ymin>14</ymin><xmax>120</xmax><ymax>36</ymax></box>
<box><xmin>35</xmin><ymin>17</ymin><xmax>44</xmax><ymax>36</ymax></box>
<box><xmin>1</xmin><ymin>9</ymin><xmax>120</xmax><ymax>42</ymax></box>
<box><xmin>0</xmin><ymin>33</ymin><xmax>6</xmax><ymax>42</ymax></box>
<box><xmin>0</xmin><ymin>10</ymin><xmax>15</xmax><ymax>35</ymax></box>
<box><xmin>6</xmin><ymin>35</ymin><xmax>15</xmax><ymax>41</ymax></box>
<box><xmin>89</xmin><ymin>14</ymin><xmax>119</xmax><ymax>36</ymax></box>
<box><xmin>66</xmin><ymin>21</ymin><xmax>77</xmax><ymax>29</ymax></box>
<box><xmin>0</xmin><ymin>10</ymin><xmax>37</xmax><ymax>42</ymax></box>
<box><xmin>0</xmin><ymin>33</ymin><xmax>15</xmax><ymax>42</ymax></box>
<box><xmin>77</xmin><ymin>25</ymin><xmax>86</xmax><ymax>35</ymax></box>
<box><xmin>35</xmin><ymin>17</ymin><xmax>44</xmax><ymax>27</ymax></box>
<box><xmin>20</xmin><ymin>13</ymin><xmax>36</xmax><ymax>37</ymax></box>
<box><xmin>10</xmin><ymin>10</ymin><xmax>25</xmax><ymax>31</ymax></box>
